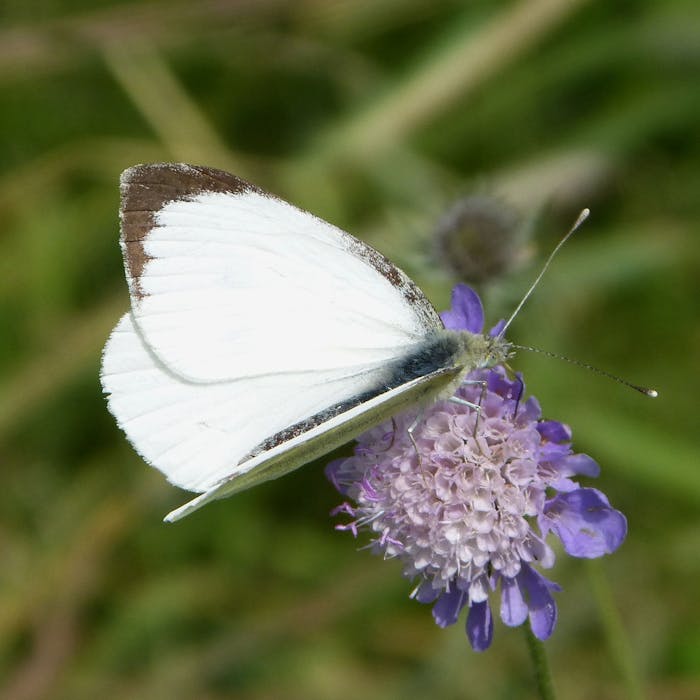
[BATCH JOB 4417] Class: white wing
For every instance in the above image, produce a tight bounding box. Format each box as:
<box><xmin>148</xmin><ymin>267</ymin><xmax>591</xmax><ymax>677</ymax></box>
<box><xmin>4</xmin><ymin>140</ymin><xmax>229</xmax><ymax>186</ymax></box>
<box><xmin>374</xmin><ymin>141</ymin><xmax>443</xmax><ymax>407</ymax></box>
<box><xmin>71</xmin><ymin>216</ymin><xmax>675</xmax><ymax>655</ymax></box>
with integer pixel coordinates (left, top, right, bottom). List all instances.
<box><xmin>119</xmin><ymin>164</ymin><xmax>440</xmax><ymax>382</ymax></box>
<box><xmin>102</xmin><ymin>311</ymin><xmax>404</xmax><ymax>493</ymax></box>
<box><xmin>163</xmin><ymin>362</ymin><xmax>462</xmax><ymax>522</ymax></box>
<box><xmin>101</xmin><ymin>164</ymin><xmax>446</xmax><ymax>503</ymax></box>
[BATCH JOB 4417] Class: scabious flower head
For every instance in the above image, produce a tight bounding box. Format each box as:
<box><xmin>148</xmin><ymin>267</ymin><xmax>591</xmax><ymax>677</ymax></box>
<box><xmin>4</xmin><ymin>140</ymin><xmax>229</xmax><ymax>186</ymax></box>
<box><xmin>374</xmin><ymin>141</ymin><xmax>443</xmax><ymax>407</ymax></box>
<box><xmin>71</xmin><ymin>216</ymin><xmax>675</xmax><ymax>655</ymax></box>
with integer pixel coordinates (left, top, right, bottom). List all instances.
<box><xmin>326</xmin><ymin>284</ymin><xmax>627</xmax><ymax>651</ymax></box>
<box><xmin>434</xmin><ymin>195</ymin><xmax>525</xmax><ymax>284</ymax></box>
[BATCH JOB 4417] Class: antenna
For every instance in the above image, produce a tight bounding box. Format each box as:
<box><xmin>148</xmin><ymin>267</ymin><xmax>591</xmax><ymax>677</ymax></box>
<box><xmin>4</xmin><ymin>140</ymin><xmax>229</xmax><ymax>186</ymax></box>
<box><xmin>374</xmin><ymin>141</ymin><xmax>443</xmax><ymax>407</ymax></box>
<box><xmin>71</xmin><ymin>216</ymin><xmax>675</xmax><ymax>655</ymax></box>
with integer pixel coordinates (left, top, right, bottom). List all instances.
<box><xmin>495</xmin><ymin>209</ymin><xmax>658</xmax><ymax>399</ymax></box>
<box><xmin>513</xmin><ymin>343</ymin><xmax>658</xmax><ymax>398</ymax></box>
<box><xmin>497</xmin><ymin>208</ymin><xmax>590</xmax><ymax>340</ymax></box>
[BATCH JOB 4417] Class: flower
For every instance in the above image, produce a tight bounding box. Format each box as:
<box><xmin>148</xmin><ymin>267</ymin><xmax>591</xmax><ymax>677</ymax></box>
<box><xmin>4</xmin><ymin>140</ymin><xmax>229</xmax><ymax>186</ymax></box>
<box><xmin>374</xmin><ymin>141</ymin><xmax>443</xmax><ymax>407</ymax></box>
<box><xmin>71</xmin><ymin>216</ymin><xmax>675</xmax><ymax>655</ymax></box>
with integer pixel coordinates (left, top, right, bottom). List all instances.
<box><xmin>434</xmin><ymin>195</ymin><xmax>526</xmax><ymax>284</ymax></box>
<box><xmin>326</xmin><ymin>285</ymin><xmax>627</xmax><ymax>651</ymax></box>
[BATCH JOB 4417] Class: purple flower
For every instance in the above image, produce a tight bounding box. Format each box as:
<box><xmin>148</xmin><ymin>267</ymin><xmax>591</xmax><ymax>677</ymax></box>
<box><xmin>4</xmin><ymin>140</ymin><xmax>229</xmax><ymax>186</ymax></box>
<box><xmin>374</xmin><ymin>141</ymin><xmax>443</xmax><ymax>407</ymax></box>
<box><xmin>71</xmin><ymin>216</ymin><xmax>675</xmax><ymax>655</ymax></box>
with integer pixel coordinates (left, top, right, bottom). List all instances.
<box><xmin>440</xmin><ymin>284</ymin><xmax>484</xmax><ymax>333</ymax></box>
<box><xmin>327</xmin><ymin>285</ymin><xmax>626</xmax><ymax>651</ymax></box>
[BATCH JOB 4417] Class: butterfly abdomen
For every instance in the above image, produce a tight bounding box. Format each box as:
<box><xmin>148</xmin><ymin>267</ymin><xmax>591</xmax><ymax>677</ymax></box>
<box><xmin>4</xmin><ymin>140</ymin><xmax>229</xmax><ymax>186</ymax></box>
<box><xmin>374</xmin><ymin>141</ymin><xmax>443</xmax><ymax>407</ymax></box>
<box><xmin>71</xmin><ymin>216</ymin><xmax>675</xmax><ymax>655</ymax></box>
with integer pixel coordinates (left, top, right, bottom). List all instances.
<box><xmin>384</xmin><ymin>331</ymin><xmax>467</xmax><ymax>386</ymax></box>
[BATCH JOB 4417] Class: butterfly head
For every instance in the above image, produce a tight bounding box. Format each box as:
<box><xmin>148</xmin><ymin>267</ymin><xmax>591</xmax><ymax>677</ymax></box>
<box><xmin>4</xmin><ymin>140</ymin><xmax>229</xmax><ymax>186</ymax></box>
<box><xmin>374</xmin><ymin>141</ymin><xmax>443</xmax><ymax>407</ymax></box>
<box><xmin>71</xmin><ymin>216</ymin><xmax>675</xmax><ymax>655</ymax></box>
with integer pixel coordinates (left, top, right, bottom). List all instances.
<box><xmin>482</xmin><ymin>332</ymin><xmax>513</xmax><ymax>369</ymax></box>
<box><xmin>446</xmin><ymin>329</ymin><xmax>513</xmax><ymax>378</ymax></box>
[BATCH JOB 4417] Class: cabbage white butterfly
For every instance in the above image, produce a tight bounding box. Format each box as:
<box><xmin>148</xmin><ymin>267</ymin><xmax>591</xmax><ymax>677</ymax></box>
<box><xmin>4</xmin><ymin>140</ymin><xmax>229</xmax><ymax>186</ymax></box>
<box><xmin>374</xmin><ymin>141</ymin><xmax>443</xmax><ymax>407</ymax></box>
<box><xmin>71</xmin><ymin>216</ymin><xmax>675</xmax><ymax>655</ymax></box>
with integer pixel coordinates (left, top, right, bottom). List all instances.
<box><xmin>100</xmin><ymin>164</ymin><xmax>514</xmax><ymax>522</ymax></box>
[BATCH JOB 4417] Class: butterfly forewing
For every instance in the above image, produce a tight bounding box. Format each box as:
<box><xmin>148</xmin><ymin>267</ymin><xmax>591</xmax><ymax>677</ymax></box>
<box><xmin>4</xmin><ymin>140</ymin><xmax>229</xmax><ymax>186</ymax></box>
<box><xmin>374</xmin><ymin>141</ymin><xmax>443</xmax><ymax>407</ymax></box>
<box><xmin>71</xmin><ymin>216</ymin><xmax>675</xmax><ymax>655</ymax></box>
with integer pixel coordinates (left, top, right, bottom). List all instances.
<box><xmin>119</xmin><ymin>164</ymin><xmax>441</xmax><ymax>382</ymax></box>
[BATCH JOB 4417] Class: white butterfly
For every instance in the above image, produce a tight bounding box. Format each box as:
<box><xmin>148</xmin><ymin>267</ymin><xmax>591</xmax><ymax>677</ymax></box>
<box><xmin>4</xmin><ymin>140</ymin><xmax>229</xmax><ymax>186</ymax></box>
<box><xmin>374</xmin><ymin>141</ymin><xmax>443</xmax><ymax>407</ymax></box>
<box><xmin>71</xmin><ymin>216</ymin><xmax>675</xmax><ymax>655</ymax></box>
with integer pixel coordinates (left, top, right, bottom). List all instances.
<box><xmin>101</xmin><ymin>164</ymin><xmax>510</xmax><ymax>522</ymax></box>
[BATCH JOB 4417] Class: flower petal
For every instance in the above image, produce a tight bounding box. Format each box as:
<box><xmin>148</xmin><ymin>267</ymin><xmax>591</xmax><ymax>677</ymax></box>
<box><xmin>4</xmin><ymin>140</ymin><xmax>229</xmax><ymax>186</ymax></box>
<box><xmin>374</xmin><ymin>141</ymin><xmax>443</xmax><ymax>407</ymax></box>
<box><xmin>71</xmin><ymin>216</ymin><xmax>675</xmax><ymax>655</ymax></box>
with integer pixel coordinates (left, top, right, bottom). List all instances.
<box><xmin>466</xmin><ymin>601</ymin><xmax>494</xmax><ymax>651</ymax></box>
<box><xmin>487</xmin><ymin>369</ymin><xmax>523</xmax><ymax>401</ymax></box>
<box><xmin>559</xmin><ymin>453</ymin><xmax>601</xmax><ymax>478</ymax></box>
<box><xmin>324</xmin><ymin>458</ymin><xmax>345</xmax><ymax>492</ymax></box>
<box><xmin>500</xmin><ymin>576</ymin><xmax>528</xmax><ymax>627</ymax></box>
<box><xmin>413</xmin><ymin>579</ymin><xmax>441</xmax><ymax>604</ymax></box>
<box><xmin>541</xmin><ymin>488</ymin><xmax>627</xmax><ymax>558</ymax></box>
<box><xmin>517</xmin><ymin>565</ymin><xmax>560</xmax><ymax>641</ymax></box>
<box><xmin>440</xmin><ymin>284</ymin><xmax>484</xmax><ymax>333</ymax></box>
<box><xmin>432</xmin><ymin>588</ymin><xmax>467</xmax><ymax>628</ymax></box>
<box><xmin>488</xmin><ymin>319</ymin><xmax>507</xmax><ymax>337</ymax></box>
<box><xmin>537</xmin><ymin>420</ymin><xmax>572</xmax><ymax>444</ymax></box>
<box><xmin>516</xmin><ymin>396</ymin><xmax>542</xmax><ymax>425</ymax></box>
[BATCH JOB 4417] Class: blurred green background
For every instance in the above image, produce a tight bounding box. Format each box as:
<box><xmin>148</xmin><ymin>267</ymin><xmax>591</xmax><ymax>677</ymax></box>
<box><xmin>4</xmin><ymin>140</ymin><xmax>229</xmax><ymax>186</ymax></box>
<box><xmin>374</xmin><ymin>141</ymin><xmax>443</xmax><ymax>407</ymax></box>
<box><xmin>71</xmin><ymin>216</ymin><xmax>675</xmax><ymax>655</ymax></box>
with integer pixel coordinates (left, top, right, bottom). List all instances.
<box><xmin>1</xmin><ymin>1</ymin><xmax>698</xmax><ymax>698</ymax></box>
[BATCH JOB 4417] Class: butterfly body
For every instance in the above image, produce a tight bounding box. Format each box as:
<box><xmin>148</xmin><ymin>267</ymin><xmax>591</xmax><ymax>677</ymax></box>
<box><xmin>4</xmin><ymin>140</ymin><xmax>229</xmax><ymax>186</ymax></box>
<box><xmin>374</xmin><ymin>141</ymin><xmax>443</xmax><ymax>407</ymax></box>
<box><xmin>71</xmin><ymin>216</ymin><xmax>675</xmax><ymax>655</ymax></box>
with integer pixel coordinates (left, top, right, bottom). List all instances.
<box><xmin>101</xmin><ymin>164</ymin><xmax>508</xmax><ymax>521</ymax></box>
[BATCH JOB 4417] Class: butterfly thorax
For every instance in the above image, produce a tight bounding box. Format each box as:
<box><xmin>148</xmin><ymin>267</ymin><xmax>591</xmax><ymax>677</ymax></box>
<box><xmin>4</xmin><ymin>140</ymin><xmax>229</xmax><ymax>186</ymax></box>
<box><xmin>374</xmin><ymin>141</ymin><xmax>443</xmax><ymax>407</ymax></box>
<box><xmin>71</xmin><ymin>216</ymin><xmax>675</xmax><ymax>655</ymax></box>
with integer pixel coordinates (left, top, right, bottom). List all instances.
<box><xmin>452</xmin><ymin>329</ymin><xmax>512</xmax><ymax>371</ymax></box>
<box><xmin>425</xmin><ymin>329</ymin><xmax>512</xmax><ymax>399</ymax></box>
<box><xmin>382</xmin><ymin>329</ymin><xmax>512</xmax><ymax>404</ymax></box>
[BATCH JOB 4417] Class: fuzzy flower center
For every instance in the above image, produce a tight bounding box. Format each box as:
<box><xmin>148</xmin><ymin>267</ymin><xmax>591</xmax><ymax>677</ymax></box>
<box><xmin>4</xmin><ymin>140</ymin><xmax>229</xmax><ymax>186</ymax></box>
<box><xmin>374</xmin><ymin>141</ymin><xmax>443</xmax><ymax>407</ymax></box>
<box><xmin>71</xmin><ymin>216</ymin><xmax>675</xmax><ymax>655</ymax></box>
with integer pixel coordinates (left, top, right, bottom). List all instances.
<box><xmin>330</xmin><ymin>369</ymin><xmax>555</xmax><ymax>598</ymax></box>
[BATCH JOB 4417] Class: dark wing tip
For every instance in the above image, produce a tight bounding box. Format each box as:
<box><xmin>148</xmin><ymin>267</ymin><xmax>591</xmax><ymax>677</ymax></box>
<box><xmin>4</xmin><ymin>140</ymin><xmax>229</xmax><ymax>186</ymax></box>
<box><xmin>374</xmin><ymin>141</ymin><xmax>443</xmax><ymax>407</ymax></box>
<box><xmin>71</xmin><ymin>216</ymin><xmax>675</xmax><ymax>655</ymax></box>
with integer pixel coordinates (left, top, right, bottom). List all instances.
<box><xmin>118</xmin><ymin>163</ymin><xmax>263</xmax><ymax>300</ymax></box>
<box><xmin>119</xmin><ymin>163</ymin><xmax>260</xmax><ymax>203</ymax></box>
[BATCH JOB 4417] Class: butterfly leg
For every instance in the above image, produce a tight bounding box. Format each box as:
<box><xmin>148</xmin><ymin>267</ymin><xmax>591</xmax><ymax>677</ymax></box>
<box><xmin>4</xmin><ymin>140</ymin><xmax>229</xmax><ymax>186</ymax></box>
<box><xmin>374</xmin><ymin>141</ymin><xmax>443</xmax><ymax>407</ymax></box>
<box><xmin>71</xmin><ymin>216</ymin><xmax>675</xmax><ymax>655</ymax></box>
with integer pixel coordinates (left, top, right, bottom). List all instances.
<box><xmin>406</xmin><ymin>408</ymin><xmax>428</xmax><ymax>479</ymax></box>
<box><xmin>449</xmin><ymin>379</ymin><xmax>489</xmax><ymax>447</ymax></box>
<box><xmin>502</xmin><ymin>363</ymin><xmax>526</xmax><ymax>420</ymax></box>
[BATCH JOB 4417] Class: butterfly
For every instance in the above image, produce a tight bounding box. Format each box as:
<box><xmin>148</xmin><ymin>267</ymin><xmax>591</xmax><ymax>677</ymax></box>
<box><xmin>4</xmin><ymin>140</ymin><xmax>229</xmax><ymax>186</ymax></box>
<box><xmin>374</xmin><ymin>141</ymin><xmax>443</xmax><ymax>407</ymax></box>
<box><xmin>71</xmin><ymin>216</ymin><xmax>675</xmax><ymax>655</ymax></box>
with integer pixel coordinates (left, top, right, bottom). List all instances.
<box><xmin>100</xmin><ymin>164</ymin><xmax>511</xmax><ymax>522</ymax></box>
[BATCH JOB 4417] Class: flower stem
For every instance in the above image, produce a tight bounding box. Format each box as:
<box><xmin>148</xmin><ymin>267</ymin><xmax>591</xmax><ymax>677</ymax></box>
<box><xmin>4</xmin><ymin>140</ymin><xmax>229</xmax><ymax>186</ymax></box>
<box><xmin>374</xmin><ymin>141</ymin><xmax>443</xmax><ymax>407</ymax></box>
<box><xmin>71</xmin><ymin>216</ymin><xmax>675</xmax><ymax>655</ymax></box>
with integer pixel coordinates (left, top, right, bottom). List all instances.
<box><xmin>524</xmin><ymin>627</ymin><xmax>557</xmax><ymax>700</ymax></box>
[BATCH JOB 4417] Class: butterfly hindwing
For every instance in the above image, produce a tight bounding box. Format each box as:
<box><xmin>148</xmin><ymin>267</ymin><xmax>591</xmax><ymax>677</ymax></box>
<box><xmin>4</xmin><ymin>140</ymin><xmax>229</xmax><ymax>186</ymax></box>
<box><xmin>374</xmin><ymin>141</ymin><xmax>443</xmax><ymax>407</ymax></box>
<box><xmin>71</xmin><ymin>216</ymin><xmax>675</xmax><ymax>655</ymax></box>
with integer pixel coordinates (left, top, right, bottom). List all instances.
<box><xmin>164</xmin><ymin>363</ymin><xmax>463</xmax><ymax>522</ymax></box>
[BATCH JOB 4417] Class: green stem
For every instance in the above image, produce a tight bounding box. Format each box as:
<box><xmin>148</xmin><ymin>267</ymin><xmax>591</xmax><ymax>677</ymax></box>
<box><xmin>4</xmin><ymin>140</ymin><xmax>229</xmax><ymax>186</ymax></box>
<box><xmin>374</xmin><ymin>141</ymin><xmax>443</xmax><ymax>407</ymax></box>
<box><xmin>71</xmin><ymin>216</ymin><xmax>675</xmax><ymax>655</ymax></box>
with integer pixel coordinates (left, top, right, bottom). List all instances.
<box><xmin>524</xmin><ymin>627</ymin><xmax>557</xmax><ymax>700</ymax></box>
